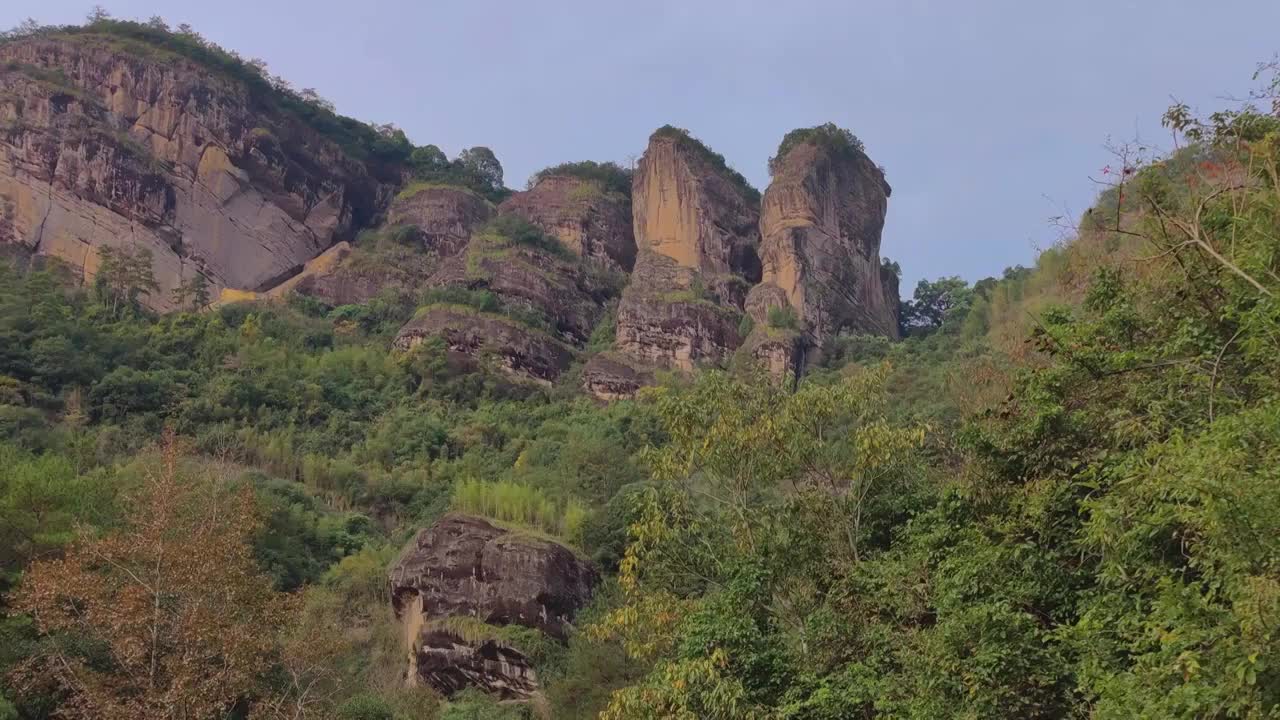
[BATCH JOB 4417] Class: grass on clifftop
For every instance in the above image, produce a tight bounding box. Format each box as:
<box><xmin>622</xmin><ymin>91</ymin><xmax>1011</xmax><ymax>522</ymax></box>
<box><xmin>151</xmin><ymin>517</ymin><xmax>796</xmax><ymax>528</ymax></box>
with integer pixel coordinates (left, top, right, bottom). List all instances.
<box><xmin>769</xmin><ymin>122</ymin><xmax>867</xmax><ymax>176</ymax></box>
<box><xmin>651</xmin><ymin>125</ymin><xmax>761</xmax><ymax>204</ymax></box>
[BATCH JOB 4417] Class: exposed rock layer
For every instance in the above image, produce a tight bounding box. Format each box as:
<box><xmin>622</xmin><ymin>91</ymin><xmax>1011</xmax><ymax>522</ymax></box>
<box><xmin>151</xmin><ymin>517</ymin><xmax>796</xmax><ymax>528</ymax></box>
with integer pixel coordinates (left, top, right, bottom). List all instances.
<box><xmin>0</xmin><ymin>35</ymin><xmax>390</xmax><ymax>309</ymax></box>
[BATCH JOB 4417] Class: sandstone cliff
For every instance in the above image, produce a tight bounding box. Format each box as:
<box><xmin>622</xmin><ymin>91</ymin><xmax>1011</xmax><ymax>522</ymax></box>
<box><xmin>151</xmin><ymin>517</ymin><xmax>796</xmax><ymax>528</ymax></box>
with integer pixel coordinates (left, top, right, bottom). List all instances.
<box><xmin>611</xmin><ymin>129</ymin><xmax>760</xmax><ymax>372</ymax></box>
<box><xmin>746</xmin><ymin>128</ymin><xmax>897</xmax><ymax>372</ymax></box>
<box><xmin>499</xmin><ymin>174</ymin><xmax>635</xmax><ymax>272</ymax></box>
<box><xmin>389</xmin><ymin>513</ymin><xmax>598</xmax><ymax>699</ymax></box>
<box><xmin>0</xmin><ymin>33</ymin><xmax>392</xmax><ymax>310</ymax></box>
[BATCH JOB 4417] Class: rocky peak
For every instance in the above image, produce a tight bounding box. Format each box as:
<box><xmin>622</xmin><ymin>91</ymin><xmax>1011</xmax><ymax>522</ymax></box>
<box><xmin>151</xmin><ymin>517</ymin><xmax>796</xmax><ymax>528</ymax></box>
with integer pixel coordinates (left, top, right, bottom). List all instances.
<box><xmin>0</xmin><ymin>32</ymin><xmax>394</xmax><ymax>310</ymax></box>
<box><xmin>748</xmin><ymin>128</ymin><xmax>898</xmax><ymax>368</ymax></box>
<box><xmin>632</xmin><ymin>128</ymin><xmax>760</xmax><ymax>278</ymax></box>
<box><xmin>499</xmin><ymin>174</ymin><xmax>636</xmax><ymax>272</ymax></box>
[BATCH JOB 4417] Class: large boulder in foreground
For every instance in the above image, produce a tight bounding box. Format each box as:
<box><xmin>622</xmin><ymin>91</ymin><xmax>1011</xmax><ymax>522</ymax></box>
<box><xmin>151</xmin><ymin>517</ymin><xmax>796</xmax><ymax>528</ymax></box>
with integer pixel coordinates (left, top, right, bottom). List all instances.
<box><xmin>389</xmin><ymin>513</ymin><xmax>599</xmax><ymax>699</ymax></box>
<box><xmin>499</xmin><ymin>174</ymin><xmax>636</xmax><ymax>272</ymax></box>
<box><xmin>750</xmin><ymin>128</ymin><xmax>898</xmax><ymax>355</ymax></box>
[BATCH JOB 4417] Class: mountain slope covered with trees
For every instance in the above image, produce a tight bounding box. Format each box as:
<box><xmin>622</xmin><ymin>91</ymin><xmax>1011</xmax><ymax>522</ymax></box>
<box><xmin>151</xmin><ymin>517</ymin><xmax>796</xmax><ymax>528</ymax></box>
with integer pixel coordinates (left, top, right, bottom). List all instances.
<box><xmin>1</xmin><ymin>11</ymin><xmax>1279</xmax><ymax>720</ymax></box>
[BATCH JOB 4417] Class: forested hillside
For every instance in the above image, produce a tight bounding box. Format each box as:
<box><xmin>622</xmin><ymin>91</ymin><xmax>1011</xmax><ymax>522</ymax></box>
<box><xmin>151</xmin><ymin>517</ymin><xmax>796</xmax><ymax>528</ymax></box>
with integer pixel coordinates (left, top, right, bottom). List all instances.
<box><xmin>2</xmin><ymin>13</ymin><xmax>1279</xmax><ymax>720</ymax></box>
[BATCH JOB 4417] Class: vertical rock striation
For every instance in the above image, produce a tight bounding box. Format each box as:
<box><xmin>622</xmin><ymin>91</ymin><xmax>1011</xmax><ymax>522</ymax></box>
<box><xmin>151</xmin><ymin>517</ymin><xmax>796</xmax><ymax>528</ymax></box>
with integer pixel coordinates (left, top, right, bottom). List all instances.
<box><xmin>745</xmin><ymin>130</ymin><xmax>898</xmax><ymax>374</ymax></box>
<box><xmin>612</xmin><ymin>128</ymin><xmax>760</xmax><ymax>372</ymax></box>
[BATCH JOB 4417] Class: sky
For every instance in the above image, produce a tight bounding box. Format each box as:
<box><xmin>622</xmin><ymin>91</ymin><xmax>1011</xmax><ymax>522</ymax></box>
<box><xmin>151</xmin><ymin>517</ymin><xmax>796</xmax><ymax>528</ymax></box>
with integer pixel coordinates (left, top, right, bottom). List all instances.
<box><xmin>6</xmin><ymin>1</ymin><xmax>1280</xmax><ymax>292</ymax></box>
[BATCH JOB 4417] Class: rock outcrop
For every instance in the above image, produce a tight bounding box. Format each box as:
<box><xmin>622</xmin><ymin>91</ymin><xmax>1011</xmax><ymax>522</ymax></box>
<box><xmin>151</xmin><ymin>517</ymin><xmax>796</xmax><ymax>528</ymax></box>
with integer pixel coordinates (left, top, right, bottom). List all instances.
<box><xmin>499</xmin><ymin>174</ymin><xmax>635</xmax><ymax>272</ymax></box>
<box><xmin>613</xmin><ymin>129</ymin><xmax>759</xmax><ymax>371</ymax></box>
<box><xmin>0</xmin><ymin>34</ymin><xmax>393</xmax><ymax>310</ymax></box>
<box><xmin>388</xmin><ymin>184</ymin><xmax>495</xmax><ymax>258</ymax></box>
<box><xmin>615</xmin><ymin>251</ymin><xmax>745</xmax><ymax>371</ymax></box>
<box><xmin>389</xmin><ymin>513</ymin><xmax>599</xmax><ymax>699</ymax></box>
<box><xmin>393</xmin><ymin>306</ymin><xmax>575</xmax><ymax>384</ymax></box>
<box><xmin>748</xmin><ymin>135</ymin><xmax>898</xmax><ymax>365</ymax></box>
<box><xmin>581</xmin><ymin>352</ymin><xmax>654</xmax><ymax>401</ymax></box>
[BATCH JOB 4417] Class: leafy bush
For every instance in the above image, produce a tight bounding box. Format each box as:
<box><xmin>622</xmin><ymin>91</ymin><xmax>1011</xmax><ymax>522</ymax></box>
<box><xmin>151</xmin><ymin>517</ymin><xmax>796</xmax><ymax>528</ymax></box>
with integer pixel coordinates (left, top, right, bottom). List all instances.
<box><xmin>766</xmin><ymin>304</ymin><xmax>799</xmax><ymax>330</ymax></box>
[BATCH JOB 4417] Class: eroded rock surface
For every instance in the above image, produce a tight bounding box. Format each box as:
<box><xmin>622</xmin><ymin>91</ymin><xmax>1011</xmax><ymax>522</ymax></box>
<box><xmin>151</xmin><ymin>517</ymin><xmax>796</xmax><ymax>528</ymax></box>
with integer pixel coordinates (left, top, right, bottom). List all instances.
<box><xmin>388</xmin><ymin>185</ymin><xmax>495</xmax><ymax>258</ymax></box>
<box><xmin>389</xmin><ymin>513</ymin><xmax>598</xmax><ymax>700</ymax></box>
<box><xmin>751</xmin><ymin>138</ymin><xmax>898</xmax><ymax>355</ymax></box>
<box><xmin>499</xmin><ymin>174</ymin><xmax>635</xmax><ymax>272</ymax></box>
<box><xmin>614</xmin><ymin>130</ymin><xmax>759</xmax><ymax>371</ymax></box>
<box><xmin>393</xmin><ymin>307</ymin><xmax>575</xmax><ymax>384</ymax></box>
<box><xmin>581</xmin><ymin>352</ymin><xmax>655</xmax><ymax>401</ymax></box>
<box><xmin>0</xmin><ymin>35</ymin><xmax>392</xmax><ymax>310</ymax></box>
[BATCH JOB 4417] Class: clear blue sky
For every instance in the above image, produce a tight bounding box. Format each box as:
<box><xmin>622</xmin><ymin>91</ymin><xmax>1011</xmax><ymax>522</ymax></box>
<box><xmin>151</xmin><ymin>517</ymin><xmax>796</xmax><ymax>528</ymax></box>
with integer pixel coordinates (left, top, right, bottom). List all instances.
<box><xmin>7</xmin><ymin>1</ymin><xmax>1280</xmax><ymax>292</ymax></box>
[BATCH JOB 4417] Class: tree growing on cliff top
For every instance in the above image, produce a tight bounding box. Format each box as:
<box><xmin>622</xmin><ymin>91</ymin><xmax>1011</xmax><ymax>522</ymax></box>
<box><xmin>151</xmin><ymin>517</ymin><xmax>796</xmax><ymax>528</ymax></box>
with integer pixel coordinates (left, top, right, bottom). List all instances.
<box><xmin>9</xmin><ymin>432</ymin><xmax>291</xmax><ymax>720</ymax></box>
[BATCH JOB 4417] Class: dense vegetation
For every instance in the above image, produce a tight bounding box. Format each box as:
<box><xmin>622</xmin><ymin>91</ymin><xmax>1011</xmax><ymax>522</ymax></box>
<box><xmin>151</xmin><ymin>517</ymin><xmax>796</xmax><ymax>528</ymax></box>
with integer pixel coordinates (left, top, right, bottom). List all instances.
<box><xmin>1</xmin><ymin>16</ymin><xmax>1279</xmax><ymax>717</ymax></box>
<box><xmin>529</xmin><ymin>161</ymin><xmax>634</xmax><ymax>197</ymax></box>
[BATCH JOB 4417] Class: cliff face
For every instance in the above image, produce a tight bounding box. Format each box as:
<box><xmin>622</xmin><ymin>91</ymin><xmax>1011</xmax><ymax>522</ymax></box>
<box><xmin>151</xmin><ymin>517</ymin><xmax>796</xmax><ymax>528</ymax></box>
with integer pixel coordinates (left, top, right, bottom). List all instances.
<box><xmin>611</xmin><ymin>131</ymin><xmax>759</xmax><ymax>372</ymax></box>
<box><xmin>748</xmin><ymin>139</ymin><xmax>897</xmax><ymax>363</ymax></box>
<box><xmin>630</xmin><ymin>133</ymin><xmax>759</xmax><ymax>277</ymax></box>
<box><xmin>0</xmin><ymin>35</ymin><xmax>391</xmax><ymax>309</ymax></box>
<box><xmin>499</xmin><ymin>174</ymin><xmax>635</xmax><ymax>272</ymax></box>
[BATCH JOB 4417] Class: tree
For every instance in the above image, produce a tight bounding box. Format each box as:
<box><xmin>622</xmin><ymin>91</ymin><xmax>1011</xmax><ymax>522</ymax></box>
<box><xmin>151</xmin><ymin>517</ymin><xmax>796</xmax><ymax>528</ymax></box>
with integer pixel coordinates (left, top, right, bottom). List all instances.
<box><xmin>409</xmin><ymin>144</ymin><xmax>449</xmax><ymax>176</ymax></box>
<box><xmin>170</xmin><ymin>272</ymin><xmax>210</xmax><ymax>312</ymax></box>
<box><xmin>899</xmin><ymin>276</ymin><xmax>973</xmax><ymax>334</ymax></box>
<box><xmin>10</xmin><ymin>433</ymin><xmax>291</xmax><ymax>720</ymax></box>
<box><xmin>85</xmin><ymin>5</ymin><xmax>111</xmax><ymax>24</ymax></box>
<box><xmin>457</xmin><ymin>146</ymin><xmax>505</xmax><ymax>194</ymax></box>
<box><xmin>94</xmin><ymin>246</ymin><xmax>159</xmax><ymax>317</ymax></box>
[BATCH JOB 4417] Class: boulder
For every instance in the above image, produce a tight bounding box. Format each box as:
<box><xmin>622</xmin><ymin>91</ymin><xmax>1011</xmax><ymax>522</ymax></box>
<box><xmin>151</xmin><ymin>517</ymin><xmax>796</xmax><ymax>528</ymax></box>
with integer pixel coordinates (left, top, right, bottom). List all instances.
<box><xmin>0</xmin><ymin>35</ymin><xmax>392</xmax><ymax>310</ymax></box>
<box><xmin>499</xmin><ymin>174</ymin><xmax>635</xmax><ymax>272</ymax></box>
<box><xmin>389</xmin><ymin>513</ymin><xmax>599</xmax><ymax>699</ymax></box>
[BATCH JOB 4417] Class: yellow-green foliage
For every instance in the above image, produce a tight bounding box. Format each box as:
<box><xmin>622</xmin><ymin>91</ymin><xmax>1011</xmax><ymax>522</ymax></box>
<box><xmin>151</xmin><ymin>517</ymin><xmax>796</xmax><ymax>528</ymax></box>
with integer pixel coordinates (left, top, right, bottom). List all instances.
<box><xmin>452</xmin><ymin>478</ymin><xmax>587</xmax><ymax>542</ymax></box>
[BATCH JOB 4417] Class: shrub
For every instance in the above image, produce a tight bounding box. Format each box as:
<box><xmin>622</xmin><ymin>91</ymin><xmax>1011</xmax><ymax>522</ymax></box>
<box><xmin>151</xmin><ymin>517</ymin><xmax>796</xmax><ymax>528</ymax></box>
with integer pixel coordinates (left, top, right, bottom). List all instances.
<box><xmin>769</xmin><ymin>122</ymin><xmax>866</xmax><ymax>175</ymax></box>
<box><xmin>452</xmin><ymin>478</ymin><xmax>587</xmax><ymax>541</ymax></box>
<box><xmin>766</xmin><ymin>305</ymin><xmax>800</xmax><ymax>330</ymax></box>
<box><xmin>530</xmin><ymin>161</ymin><xmax>633</xmax><ymax>196</ymax></box>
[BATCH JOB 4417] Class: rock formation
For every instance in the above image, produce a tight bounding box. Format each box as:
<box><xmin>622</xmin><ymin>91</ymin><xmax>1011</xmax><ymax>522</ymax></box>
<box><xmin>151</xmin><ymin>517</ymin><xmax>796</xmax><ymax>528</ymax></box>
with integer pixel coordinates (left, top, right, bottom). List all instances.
<box><xmin>389</xmin><ymin>184</ymin><xmax>495</xmax><ymax>258</ymax></box>
<box><xmin>581</xmin><ymin>352</ymin><xmax>654</xmax><ymax>401</ymax></box>
<box><xmin>613</xmin><ymin>129</ymin><xmax>760</xmax><ymax>371</ymax></box>
<box><xmin>499</xmin><ymin>174</ymin><xmax>635</xmax><ymax>272</ymax></box>
<box><xmin>0</xmin><ymin>34</ymin><xmax>393</xmax><ymax>310</ymax></box>
<box><xmin>746</xmin><ymin>132</ymin><xmax>898</xmax><ymax>372</ymax></box>
<box><xmin>393</xmin><ymin>306</ymin><xmax>575</xmax><ymax>384</ymax></box>
<box><xmin>389</xmin><ymin>513</ymin><xmax>599</xmax><ymax>699</ymax></box>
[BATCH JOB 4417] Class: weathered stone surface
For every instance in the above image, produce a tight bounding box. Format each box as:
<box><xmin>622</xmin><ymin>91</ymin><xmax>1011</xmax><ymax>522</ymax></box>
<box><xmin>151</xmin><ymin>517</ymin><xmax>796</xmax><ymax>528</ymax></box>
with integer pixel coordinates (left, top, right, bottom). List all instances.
<box><xmin>631</xmin><ymin>131</ymin><xmax>759</xmax><ymax>277</ymax></box>
<box><xmin>616</xmin><ymin>251</ymin><xmax>744</xmax><ymax>371</ymax></box>
<box><xmin>754</xmin><ymin>139</ymin><xmax>898</xmax><ymax>352</ymax></box>
<box><xmin>499</xmin><ymin>175</ymin><xmax>635</xmax><ymax>272</ymax></box>
<box><xmin>389</xmin><ymin>513</ymin><xmax>598</xmax><ymax>699</ymax></box>
<box><xmin>413</xmin><ymin>624</ymin><xmax>538</xmax><ymax>700</ymax></box>
<box><xmin>613</xmin><ymin>130</ymin><xmax>760</xmax><ymax>370</ymax></box>
<box><xmin>581</xmin><ymin>352</ymin><xmax>654</xmax><ymax>401</ymax></box>
<box><xmin>388</xmin><ymin>185</ymin><xmax>495</xmax><ymax>258</ymax></box>
<box><xmin>0</xmin><ymin>36</ymin><xmax>391</xmax><ymax>310</ymax></box>
<box><xmin>393</xmin><ymin>306</ymin><xmax>575</xmax><ymax>384</ymax></box>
